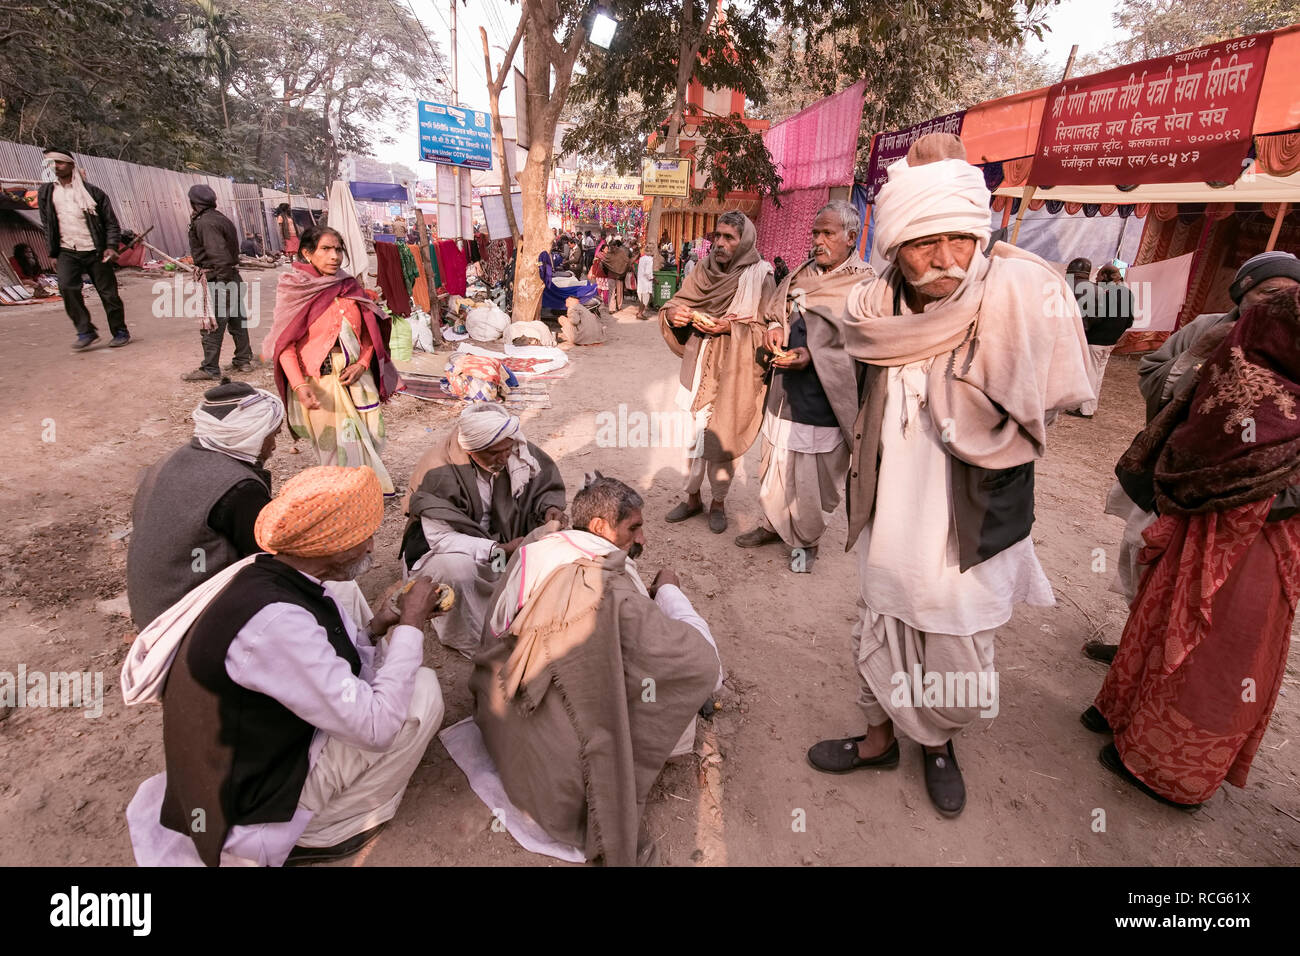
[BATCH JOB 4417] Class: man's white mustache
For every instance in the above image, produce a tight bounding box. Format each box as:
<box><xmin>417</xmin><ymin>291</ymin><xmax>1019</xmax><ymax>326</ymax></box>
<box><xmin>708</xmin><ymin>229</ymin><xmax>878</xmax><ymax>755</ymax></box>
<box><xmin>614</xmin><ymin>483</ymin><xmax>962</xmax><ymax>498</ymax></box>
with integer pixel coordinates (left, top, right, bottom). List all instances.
<box><xmin>910</xmin><ymin>265</ymin><xmax>968</xmax><ymax>287</ymax></box>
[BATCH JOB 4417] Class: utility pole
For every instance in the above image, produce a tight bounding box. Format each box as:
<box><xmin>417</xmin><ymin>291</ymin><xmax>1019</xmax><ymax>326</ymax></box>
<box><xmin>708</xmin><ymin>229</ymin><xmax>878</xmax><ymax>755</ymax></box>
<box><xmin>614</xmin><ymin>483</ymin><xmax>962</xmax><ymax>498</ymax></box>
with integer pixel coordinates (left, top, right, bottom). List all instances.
<box><xmin>450</xmin><ymin>0</ymin><xmax>463</xmax><ymax>240</ymax></box>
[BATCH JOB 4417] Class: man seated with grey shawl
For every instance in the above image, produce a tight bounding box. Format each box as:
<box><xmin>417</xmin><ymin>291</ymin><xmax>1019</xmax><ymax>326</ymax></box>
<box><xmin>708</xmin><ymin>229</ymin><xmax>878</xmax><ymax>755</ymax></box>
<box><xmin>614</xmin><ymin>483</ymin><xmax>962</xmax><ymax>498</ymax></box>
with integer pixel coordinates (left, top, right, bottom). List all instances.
<box><xmin>470</xmin><ymin>475</ymin><xmax>721</xmax><ymax>865</ymax></box>
<box><xmin>400</xmin><ymin>403</ymin><xmax>566</xmax><ymax>656</ymax></box>
<box><xmin>735</xmin><ymin>200</ymin><xmax>873</xmax><ymax>572</ymax></box>
<box><xmin>1082</xmin><ymin>249</ymin><xmax>1300</xmax><ymax>665</ymax></box>
<box><xmin>806</xmin><ymin>134</ymin><xmax>1093</xmax><ymax>817</ymax></box>
<box><xmin>126</xmin><ymin>381</ymin><xmax>284</xmax><ymax>630</ymax></box>
<box><xmin>660</xmin><ymin>210</ymin><xmax>776</xmax><ymax>534</ymax></box>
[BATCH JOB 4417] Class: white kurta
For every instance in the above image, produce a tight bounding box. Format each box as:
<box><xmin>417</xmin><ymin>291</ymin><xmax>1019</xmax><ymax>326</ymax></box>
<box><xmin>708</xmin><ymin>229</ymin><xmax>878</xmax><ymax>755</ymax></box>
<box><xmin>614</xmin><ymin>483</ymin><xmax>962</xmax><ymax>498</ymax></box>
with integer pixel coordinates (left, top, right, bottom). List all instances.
<box><xmin>856</xmin><ymin>360</ymin><xmax>1054</xmax><ymax>636</ymax></box>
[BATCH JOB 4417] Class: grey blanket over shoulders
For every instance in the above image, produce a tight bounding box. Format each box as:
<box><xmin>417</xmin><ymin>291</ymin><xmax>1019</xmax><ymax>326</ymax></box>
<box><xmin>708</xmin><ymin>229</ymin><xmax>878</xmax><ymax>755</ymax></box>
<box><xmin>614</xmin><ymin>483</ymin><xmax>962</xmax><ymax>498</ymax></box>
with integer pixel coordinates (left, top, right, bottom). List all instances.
<box><xmin>403</xmin><ymin>427</ymin><xmax>566</xmax><ymax>542</ymax></box>
<box><xmin>470</xmin><ymin>553</ymin><xmax>716</xmax><ymax>866</ymax></box>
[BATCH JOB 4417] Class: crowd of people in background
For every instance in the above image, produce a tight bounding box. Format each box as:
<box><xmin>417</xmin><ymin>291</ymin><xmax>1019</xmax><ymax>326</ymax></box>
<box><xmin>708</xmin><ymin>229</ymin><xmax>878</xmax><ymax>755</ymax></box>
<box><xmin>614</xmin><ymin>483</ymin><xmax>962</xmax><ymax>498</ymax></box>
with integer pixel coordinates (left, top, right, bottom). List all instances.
<box><xmin>21</xmin><ymin>139</ymin><xmax>1300</xmax><ymax>866</ymax></box>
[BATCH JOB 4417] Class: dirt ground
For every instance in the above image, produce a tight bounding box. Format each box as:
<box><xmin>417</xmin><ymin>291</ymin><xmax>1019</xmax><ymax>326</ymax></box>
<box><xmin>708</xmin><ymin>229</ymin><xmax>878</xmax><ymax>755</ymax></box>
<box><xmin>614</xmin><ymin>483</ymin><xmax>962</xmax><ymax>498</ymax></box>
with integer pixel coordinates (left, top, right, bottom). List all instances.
<box><xmin>1</xmin><ymin>267</ymin><xmax>1297</xmax><ymax>867</ymax></box>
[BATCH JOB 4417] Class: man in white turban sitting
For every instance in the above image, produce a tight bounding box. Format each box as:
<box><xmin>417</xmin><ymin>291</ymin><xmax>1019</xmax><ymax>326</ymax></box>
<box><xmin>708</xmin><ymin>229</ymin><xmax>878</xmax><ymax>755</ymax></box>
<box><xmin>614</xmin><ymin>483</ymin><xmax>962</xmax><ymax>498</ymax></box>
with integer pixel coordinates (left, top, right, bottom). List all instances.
<box><xmin>401</xmin><ymin>402</ymin><xmax>567</xmax><ymax>656</ymax></box>
<box><xmin>122</xmin><ymin>466</ymin><xmax>448</xmax><ymax>866</ymax></box>
<box><xmin>806</xmin><ymin>134</ymin><xmax>1093</xmax><ymax>817</ymax></box>
<box><xmin>127</xmin><ymin>381</ymin><xmax>285</xmax><ymax>630</ymax></box>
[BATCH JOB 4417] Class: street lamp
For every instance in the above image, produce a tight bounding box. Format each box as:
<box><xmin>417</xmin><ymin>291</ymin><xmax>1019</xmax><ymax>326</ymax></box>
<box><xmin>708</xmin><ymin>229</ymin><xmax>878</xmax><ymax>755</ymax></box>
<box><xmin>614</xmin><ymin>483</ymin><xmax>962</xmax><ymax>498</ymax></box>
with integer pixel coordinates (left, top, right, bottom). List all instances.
<box><xmin>589</xmin><ymin>10</ymin><xmax>618</xmax><ymax>49</ymax></box>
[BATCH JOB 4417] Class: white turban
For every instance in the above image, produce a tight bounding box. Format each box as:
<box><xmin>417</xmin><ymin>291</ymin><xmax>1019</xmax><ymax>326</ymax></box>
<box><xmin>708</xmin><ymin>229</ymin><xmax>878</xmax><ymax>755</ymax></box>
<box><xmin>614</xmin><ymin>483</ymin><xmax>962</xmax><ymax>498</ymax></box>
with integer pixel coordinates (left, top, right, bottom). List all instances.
<box><xmin>456</xmin><ymin>402</ymin><xmax>541</xmax><ymax>498</ymax></box>
<box><xmin>872</xmin><ymin>157</ymin><xmax>992</xmax><ymax>264</ymax></box>
<box><xmin>457</xmin><ymin>401</ymin><xmax>522</xmax><ymax>451</ymax></box>
<box><xmin>192</xmin><ymin>384</ymin><xmax>284</xmax><ymax>465</ymax></box>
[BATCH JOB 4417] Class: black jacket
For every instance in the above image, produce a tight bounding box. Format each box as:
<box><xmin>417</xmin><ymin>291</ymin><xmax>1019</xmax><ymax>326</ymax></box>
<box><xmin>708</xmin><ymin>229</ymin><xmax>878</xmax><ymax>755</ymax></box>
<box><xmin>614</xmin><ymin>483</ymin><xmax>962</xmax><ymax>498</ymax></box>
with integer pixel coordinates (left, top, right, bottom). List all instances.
<box><xmin>37</xmin><ymin>180</ymin><xmax>121</xmax><ymax>258</ymax></box>
<box><xmin>189</xmin><ymin>206</ymin><xmax>241</xmax><ymax>281</ymax></box>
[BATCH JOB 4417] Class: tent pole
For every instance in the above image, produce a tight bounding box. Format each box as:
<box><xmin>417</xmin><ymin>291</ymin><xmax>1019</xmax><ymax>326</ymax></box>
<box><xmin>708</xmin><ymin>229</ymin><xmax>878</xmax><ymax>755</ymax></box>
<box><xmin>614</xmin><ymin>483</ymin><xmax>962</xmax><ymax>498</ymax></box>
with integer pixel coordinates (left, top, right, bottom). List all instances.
<box><xmin>1265</xmin><ymin>202</ymin><xmax>1289</xmax><ymax>251</ymax></box>
<box><xmin>1010</xmin><ymin>185</ymin><xmax>1036</xmax><ymax>246</ymax></box>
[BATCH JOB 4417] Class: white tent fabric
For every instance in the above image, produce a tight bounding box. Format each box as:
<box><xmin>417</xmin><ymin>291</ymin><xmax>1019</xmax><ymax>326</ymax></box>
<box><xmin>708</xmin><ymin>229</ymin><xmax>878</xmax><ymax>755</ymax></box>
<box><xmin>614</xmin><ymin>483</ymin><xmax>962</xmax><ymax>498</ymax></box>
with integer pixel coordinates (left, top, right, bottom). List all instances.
<box><xmin>326</xmin><ymin>180</ymin><xmax>373</xmax><ymax>289</ymax></box>
<box><xmin>995</xmin><ymin>165</ymin><xmax>1300</xmax><ymax>205</ymax></box>
<box><xmin>989</xmin><ymin>208</ymin><xmax>1145</xmax><ymax>270</ymax></box>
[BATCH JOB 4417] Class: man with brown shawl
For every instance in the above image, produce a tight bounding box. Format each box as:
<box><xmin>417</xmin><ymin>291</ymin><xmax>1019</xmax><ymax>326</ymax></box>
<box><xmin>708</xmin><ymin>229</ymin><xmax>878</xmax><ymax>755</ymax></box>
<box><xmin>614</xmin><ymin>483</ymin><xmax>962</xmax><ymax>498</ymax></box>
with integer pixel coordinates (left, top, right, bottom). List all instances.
<box><xmin>661</xmin><ymin>210</ymin><xmax>777</xmax><ymax>534</ymax></box>
<box><xmin>400</xmin><ymin>403</ymin><xmax>566</xmax><ymax>657</ymax></box>
<box><xmin>735</xmin><ymin>200</ymin><xmax>872</xmax><ymax>571</ymax></box>
<box><xmin>806</xmin><ymin>134</ymin><xmax>1093</xmax><ymax>817</ymax></box>
<box><xmin>470</xmin><ymin>475</ymin><xmax>721</xmax><ymax>865</ymax></box>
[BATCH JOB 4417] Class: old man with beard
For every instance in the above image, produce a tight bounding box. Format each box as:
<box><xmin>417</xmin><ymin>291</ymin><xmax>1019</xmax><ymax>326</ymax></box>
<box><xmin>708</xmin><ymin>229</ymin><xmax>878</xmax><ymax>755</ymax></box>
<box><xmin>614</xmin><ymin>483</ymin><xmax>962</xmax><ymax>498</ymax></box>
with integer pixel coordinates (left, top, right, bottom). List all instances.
<box><xmin>660</xmin><ymin>211</ymin><xmax>776</xmax><ymax>533</ymax></box>
<box><xmin>806</xmin><ymin>134</ymin><xmax>1093</xmax><ymax>816</ymax></box>
<box><xmin>734</xmin><ymin>200</ymin><xmax>873</xmax><ymax>572</ymax></box>
<box><xmin>122</xmin><ymin>466</ymin><xmax>448</xmax><ymax>866</ymax></box>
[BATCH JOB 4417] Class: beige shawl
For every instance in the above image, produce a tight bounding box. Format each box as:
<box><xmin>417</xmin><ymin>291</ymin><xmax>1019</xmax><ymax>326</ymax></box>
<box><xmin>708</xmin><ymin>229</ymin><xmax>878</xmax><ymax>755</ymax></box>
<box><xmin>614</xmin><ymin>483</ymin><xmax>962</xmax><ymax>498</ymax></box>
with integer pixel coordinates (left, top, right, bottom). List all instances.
<box><xmin>659</xmin><ymin>213</ymin><xmax>775</xmax><ymax>461</ymax></box>
<box><xmin>844</xmin><ymin>241</ymin><xmax>1094</xmax><ymax>469</ymax></box>
<box><xmin>470</xmin><ymin>551</ymin><xmax>716</xmax><ymax>865</ymax></box>
<box><xmin>767</xmin><ymin>254</ymin><xmax>875</xmax><ymax>441</ymax></box>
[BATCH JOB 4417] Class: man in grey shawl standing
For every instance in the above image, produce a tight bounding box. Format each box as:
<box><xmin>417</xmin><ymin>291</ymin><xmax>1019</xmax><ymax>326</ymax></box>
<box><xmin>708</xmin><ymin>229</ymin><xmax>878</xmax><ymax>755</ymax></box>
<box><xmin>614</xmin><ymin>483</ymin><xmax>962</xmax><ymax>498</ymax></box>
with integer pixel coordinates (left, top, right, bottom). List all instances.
<box><xmin>660</xmin><ymin>211</ymin><xmax>776</xmax><ymax>534</ymax></box>
<box><xmin>734</xmin><ymin>201</ymin><xmax>873</xmax><ymax>572</ymax></box>
<box><xmin>400</xmin><ymin>403</ymin><xmax>567</xmax><ymax>656</ymax></box>
<box><xmin>806</xmin><ymin>134</ymin><xmax>1093</xmax><ymax>816</ymax></box>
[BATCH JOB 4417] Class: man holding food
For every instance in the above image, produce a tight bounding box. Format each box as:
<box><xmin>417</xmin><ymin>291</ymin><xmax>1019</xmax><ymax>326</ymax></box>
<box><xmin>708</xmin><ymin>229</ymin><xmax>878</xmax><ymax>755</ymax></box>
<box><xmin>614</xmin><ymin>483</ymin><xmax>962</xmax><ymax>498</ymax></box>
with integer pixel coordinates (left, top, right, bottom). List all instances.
<box><xmin>735</xmin><ymin>201</ymin><xmax>872</xmax><ymax>572</ymax></box>
<box><xmin>660</xmin><ymin>211</ymin><xmax>777</xmax><ymax>534</ymax></box>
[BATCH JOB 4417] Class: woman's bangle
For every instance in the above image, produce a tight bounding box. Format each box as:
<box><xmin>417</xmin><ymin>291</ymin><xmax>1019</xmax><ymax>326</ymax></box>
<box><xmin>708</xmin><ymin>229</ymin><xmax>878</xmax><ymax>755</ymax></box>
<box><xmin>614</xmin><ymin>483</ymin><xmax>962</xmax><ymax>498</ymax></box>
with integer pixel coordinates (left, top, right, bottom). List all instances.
<box><xmin>292</xmin><ymin>382</ymin><xmax>311</xmax><ymax>393</ymax></box>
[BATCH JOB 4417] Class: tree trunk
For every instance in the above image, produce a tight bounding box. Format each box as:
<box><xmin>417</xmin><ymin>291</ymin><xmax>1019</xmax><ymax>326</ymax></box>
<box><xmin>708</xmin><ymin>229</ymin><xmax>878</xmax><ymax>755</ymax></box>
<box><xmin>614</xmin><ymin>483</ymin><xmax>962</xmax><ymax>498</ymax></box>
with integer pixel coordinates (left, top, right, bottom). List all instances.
<box><xmin>510</xmin><ymin>1</ymin><xmax>591</xmax><ymax>324</ymax></box>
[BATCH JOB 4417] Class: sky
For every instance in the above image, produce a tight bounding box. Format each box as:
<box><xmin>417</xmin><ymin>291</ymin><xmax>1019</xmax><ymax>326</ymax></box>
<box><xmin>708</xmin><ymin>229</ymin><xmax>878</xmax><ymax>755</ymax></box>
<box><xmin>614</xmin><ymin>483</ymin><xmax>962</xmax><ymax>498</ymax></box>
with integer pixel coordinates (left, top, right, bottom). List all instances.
<box><xmin>370</xmin><ymin>0</ymin><xmax>1128</xmax><ymax>174</ymax></box>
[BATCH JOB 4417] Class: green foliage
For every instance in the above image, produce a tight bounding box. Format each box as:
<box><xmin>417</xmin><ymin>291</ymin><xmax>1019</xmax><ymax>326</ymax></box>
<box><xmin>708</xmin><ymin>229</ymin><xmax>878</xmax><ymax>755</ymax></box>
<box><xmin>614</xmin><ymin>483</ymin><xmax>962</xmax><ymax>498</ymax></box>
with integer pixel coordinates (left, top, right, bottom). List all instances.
<box><xmin>563</xmin><ymin>0</ymin><xmax>780</xmax><ymax>199</ymax></box>
<box><xmin>0</xmin><ymin>0</ymin><xmax>227</xmax><ymax>170</ymax></box>
<box><xmin>1114</xmin><ymin>0</ymin><xmax>1300</xmax><ymax>61</ymax></box>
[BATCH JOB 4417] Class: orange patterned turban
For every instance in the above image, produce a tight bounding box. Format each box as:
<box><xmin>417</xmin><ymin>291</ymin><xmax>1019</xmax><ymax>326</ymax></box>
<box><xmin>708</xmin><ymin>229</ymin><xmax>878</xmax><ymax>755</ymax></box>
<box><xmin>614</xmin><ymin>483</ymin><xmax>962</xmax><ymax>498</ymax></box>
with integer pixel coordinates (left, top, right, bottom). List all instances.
<box><xmin>255</xmin><ymin>466</ymin><xmax>383</xmax><ymax>557</ymax></box>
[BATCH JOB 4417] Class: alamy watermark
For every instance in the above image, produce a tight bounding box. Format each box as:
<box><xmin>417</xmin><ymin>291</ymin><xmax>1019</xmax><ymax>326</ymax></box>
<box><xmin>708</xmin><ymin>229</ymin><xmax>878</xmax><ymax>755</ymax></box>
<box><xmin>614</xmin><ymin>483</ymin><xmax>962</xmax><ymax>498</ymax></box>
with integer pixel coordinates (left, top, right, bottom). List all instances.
<box><xmin>1</xmin><ymin>666</ymin><xmax>104</xmax><ymax>718</ymax></box>
<box><xmin>151</xmin><ymin>275</ymin><xmax>261</xmax><ymax>329</ymax></box>
<box><xmin>595</xmin><ymin>403</ymin><xmax>704</xmax><ymax>455</ymax></box>
<box><xmin>889</xmin><ymin>665</ymin><xmax>999</xmax><ymax>719</ymax></box>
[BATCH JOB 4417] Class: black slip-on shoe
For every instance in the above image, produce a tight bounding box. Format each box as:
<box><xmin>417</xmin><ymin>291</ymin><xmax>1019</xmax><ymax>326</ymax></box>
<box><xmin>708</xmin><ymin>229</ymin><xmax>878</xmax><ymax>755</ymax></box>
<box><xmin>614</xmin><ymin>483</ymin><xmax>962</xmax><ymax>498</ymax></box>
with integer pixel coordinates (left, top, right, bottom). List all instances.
<box><xmin>665</xmin><ymin>500</ymin><xmax>704</xmax><ymax>523</ymax></box>
<box><xmin>807</xmin><ymin>736</ymin><xmax>900</xmax><ymax>774</ymax></box>
<box><xmin>1083</xmin><ymin>640</ymin><xmax>1118</xmax><ymax>664</ymax></box>
<box><xmin>72</xmin><ymin>333</ymin><xmax>99</xmax><ymax>351</ymax></box>
<box><xmin>283</xmin><ymin>824</ymin><xmax>386</xmax><ymax>866</ymax></box>
<box><xmin>735</xmin><ymin>526</ymin><xmax>781</xmax><ymax>548</ymax></box>
<box><xmin>1080</xmin><ymin>705</ymin><xmax>1112</xmax><ymax>734</ymax></box>
<box><xmin>707</xmin><ymin>507</ymin><xmax>728</xmax><ymax>534</ymax></box>
<box><xmin>109</xmin><ymin>332</ymin><xmax>131</xmax><ymax>348</ymax></box>
<box><xmin>922</xmin><ymin>741</ymin><xmax>966</xmax><ymax>817</ymax></box>
<box><xmin>1098</xmin><ymin>743</ymin><xmax>1202</xmax><ymax>811</ymax></box>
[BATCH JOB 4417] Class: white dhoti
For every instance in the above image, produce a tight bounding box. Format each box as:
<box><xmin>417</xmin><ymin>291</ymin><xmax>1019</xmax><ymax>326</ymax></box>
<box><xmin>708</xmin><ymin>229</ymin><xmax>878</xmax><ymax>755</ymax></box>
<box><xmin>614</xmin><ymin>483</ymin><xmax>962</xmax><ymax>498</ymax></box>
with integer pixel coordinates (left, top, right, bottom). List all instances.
<box><xmin>1079</xmin><ymin>344</ymin><xmax>1113</xmax><ymax>416</ymax></box>
<box><xmin>410</xmin><ymin>550</ymin><xmax>501</xmax><ymax>657</ymax></box>
<box><xmin>851</xmin><ymin>605</ymin><xmax>997</xmax><ymax>747</ymax></box>
<box><xmin>296</xmin><ymin>667</ymin><xmax>445</xmax><ymax>848</ymax></box>
<box><xmin>757</xmin><ymin>411</ymin><xmax>849</xmax><ymax>549</ymax></box>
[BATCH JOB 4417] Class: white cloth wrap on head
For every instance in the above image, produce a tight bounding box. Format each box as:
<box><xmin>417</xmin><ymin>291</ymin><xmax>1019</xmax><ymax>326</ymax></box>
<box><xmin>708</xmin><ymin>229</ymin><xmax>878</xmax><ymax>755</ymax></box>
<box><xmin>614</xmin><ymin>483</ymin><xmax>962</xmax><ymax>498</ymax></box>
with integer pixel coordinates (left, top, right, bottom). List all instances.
<box><xmin>457</xmin><ymin>402</ymin><xmax>541</xmax><ymax>498</ymax></box>
<box><xmin>872</xmin><ymin>157</ymin><xmax>992</xmax><ymax>264</ymax></box>
<box><xmin>192</xmin><ymin>388</ymin><xmax>284</xmax><ymax>465</ymax></box>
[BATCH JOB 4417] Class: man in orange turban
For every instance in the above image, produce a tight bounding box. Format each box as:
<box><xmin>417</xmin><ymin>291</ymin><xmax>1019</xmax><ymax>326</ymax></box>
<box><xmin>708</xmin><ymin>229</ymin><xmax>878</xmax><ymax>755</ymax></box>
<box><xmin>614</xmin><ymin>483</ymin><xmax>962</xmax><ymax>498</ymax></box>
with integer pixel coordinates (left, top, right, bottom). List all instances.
<box><xmin>122</xmin><ymin>465</ymin><xmax>449</xmax><ymax>867</ymax></box>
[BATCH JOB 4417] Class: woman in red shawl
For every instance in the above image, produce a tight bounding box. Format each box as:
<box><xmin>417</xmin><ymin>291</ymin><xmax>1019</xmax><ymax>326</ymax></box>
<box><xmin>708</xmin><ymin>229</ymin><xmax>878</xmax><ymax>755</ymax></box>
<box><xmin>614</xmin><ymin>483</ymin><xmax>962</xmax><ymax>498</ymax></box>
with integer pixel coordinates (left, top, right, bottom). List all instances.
<box><xmin>262</xmin><ymin>225</ymin><xmax>400</xmax><ymax>495</ymax></box>
<box><xmin>1085</xmin><ymin>288</ymin><xmax>1300</xmax><ymax>809</ymax></box>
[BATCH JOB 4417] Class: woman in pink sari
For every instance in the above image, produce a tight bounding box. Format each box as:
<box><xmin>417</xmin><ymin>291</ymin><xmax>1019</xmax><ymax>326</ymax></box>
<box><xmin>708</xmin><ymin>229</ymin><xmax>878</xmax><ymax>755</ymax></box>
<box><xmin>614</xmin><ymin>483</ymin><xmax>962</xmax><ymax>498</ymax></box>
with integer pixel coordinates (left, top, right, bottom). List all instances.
<box><xmin>262</xmin><ymin>226</ymin><xmax>401</xmax><ymax>495</ymax></box>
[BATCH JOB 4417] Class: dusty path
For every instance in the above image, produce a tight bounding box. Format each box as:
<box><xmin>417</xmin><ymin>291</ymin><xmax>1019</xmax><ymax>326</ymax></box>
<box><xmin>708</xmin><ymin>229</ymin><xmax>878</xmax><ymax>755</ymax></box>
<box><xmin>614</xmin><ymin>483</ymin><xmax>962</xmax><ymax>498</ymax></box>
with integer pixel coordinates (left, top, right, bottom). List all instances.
<box><xmin>1</xmin><ymin>269</ymin><xmax>1297</xmax><ymax>866</ymax></box>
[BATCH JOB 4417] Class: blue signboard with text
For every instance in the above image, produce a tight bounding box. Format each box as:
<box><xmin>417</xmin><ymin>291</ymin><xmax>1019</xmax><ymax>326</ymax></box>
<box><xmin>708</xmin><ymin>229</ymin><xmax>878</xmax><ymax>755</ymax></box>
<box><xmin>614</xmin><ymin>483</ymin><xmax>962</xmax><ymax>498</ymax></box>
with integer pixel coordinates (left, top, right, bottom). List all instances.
<box><xmin>417</xmin><ymin>101</ymin><xmax>492</xmax><ymax>170</ymax></box>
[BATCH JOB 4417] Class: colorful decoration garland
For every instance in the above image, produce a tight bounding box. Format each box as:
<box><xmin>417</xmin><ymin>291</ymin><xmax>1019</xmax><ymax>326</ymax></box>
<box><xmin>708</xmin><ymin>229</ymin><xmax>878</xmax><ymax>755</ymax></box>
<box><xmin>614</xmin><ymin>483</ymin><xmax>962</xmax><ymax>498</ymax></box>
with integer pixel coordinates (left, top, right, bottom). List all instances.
<box><xmin>549</xmin><ymin>186</ymin><xmax>647</xmax><ymax>238</ymax></box>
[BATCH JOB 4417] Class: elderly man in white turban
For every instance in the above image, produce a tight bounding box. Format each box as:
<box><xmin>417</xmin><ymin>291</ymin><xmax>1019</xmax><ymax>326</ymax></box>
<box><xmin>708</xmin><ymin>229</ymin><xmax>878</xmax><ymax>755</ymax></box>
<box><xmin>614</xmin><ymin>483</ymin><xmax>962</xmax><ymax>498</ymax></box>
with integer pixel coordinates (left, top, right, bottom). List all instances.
<box><xmin>401</xmin><ymin>403</ymin><xmax>567</xmax><ymax>656</ymax></box>
<box><xmin>806</xmin><ymin>134</ymin><xmax>1094</xmax><ymax>817</ymax></box>
<box><xmin>127</xmin><ymin>381</ymin><xmax>285</xmax><ymax>629</ymax></box>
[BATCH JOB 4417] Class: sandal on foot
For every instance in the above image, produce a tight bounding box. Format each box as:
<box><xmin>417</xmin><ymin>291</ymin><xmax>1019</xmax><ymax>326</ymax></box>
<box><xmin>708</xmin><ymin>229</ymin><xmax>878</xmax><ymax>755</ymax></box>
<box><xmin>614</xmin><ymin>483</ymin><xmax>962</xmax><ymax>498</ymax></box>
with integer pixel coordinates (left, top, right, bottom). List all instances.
<box><xmin>807</xmin><ymin>735</ymin><xmax>899</xmax><ymax>774</ymax></box>
<box><xmin>665</xmin><ymin>500</ymin><xmax>703</xmax><ymax>523</ymax></box>
<box><xmin>284</xmin><ymin>823</ymin><xmax>386</xmax><ymax>866</ymax></box>
<box><xmin>1080</xmin><ymin>705</ymin><xmax>1112</xmax><ymax>734</ymax></box>
<box><xmin>1098</xmin><ymin>744</ymin><xmax>1201</xmax><ymax>811</ymax></box>
<box><xmin>922</xmin><ymin>741</ymin><xmax>966</xmax><ymax>817</ymax></box>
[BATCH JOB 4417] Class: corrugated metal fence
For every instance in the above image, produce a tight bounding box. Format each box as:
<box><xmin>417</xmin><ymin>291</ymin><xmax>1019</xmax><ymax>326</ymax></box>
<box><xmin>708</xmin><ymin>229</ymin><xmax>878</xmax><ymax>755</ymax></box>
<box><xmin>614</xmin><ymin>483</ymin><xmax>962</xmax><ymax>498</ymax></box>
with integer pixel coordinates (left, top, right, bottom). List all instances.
<box><xmin>0</xmin><ymin>140</ymin><xmax>282</xmax><ymax>259</ymax></box>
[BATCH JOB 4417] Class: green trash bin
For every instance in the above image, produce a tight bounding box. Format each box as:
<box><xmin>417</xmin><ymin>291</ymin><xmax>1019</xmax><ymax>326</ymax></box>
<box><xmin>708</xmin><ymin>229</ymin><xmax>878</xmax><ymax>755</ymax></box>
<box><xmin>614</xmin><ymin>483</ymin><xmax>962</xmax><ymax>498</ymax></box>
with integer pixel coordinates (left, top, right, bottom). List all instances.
<box><xmin>652</xmin><ymin>270</ymin><xmax>679</xmax><ymax>308</ymax></box>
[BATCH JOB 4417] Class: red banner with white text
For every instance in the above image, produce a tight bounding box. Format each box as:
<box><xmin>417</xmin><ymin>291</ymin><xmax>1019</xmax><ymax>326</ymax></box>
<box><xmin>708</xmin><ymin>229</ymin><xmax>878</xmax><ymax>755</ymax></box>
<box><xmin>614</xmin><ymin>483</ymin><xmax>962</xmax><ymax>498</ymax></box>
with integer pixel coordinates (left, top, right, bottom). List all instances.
<box><xmin>1029</xmin><ymin>32</ymin><xmax>1274</xmax><ymax>186</ymax></box>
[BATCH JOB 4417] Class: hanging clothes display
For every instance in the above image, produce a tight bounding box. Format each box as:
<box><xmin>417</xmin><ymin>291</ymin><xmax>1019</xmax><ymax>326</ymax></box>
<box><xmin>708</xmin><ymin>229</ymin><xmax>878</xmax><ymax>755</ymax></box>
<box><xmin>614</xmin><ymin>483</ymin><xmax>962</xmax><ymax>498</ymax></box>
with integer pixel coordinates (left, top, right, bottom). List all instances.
<box><xmin>373</xmin><ymin>240</ymin><xmax>413</xmax><ymax>317</ymax></box>
<box><xmin>397</xmin><ymin>241</ymin><xmax>420</xmax><ymax>292</ymax></box>
<box><xmin>410</xmin><ymin>244</ymin><xmax>433</xmax><ymax>313</ymax></box>
<box><xmin>434</xmin><ymin>239</ymin><xmax>468</xmax><ymax>296</ymax></box>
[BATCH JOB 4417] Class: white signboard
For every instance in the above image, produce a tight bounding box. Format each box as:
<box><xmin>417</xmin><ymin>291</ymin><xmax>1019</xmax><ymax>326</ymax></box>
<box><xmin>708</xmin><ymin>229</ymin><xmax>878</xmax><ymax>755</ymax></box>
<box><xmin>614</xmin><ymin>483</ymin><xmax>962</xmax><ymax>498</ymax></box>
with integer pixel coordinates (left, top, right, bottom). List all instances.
<box><xmin>481</xmin><ymin>192</ymin><xmax>524</xmax><ymax>241</ymax></box>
